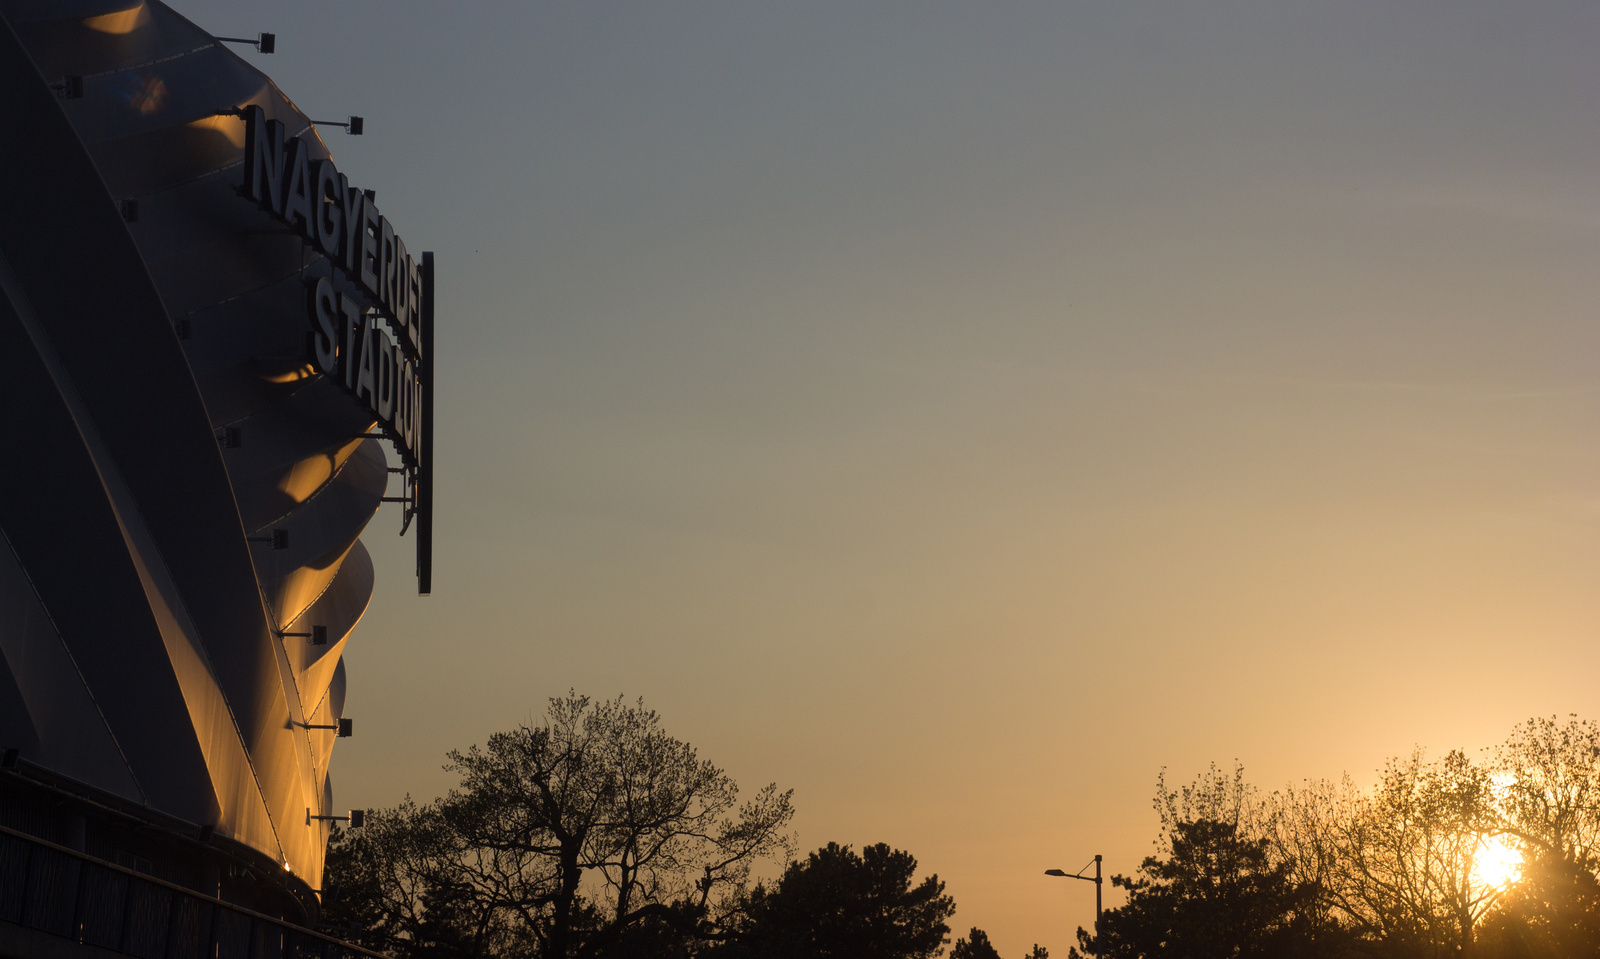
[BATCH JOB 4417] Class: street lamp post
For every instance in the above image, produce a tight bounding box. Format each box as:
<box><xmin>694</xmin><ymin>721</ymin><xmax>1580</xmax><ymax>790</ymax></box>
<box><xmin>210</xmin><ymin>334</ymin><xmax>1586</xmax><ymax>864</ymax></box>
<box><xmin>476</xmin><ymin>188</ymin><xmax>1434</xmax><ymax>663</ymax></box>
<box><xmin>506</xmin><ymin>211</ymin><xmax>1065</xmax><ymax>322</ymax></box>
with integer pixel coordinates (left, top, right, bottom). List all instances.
<box><xmin>1045</xmin><ymin>855</ymin><xmax>1103</xmax><ymax>941</ymax></box>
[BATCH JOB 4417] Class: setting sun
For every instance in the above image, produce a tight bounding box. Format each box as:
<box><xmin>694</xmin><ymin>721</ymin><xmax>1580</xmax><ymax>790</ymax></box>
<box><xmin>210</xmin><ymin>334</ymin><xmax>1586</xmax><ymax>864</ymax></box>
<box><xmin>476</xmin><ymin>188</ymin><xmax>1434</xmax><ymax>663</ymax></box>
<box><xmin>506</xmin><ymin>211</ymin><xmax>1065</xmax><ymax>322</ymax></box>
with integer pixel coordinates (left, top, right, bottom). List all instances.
<box><xmin>1475</xmin><ymin>835</ymin><xmax>1524</xmax><ymax>891</ymax></box>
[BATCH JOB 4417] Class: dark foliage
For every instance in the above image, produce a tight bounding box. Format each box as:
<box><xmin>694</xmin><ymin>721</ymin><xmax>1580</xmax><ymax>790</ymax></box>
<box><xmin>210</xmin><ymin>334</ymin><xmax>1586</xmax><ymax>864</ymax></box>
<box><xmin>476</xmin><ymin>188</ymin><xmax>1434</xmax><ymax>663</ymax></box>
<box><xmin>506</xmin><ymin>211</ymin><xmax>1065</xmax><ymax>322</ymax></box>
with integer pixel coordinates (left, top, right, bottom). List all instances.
<box><xmin>953</xmin><ymin>927</ymin><xmax>1047</xmax><ymax>959</ymax></box>
<box><xmin>1477</xmin><ymin>853</ymin><xmax>1600</xmax><ymax>959</ymax></box>
<box><xmin>321</xmin><ymin>693</ymin><xmax>792</xmax><ymax>959</ymax></box>
<box><xmin>951</xmin><ymin>928</ymin><xmax>1003</xmax><ymax>959</ymax></box>
<box><xmin>714</xmin><ymin>842</ymin><xmax>955</xmax><ymax>959</ymax></box>
<box><xmin>1070</xmin><ymin>818</ymin><xmax>1323</xmax><ymax>959</ymax></box>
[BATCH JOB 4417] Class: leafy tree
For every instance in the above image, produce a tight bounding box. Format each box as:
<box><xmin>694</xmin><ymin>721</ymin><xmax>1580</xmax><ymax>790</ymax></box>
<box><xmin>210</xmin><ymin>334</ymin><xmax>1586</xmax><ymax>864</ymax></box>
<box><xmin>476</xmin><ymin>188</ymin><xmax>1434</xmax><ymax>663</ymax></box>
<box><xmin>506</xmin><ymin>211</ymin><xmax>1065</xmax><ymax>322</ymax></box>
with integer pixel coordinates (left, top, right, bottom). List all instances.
<box><xmin>321</xmin><ymin>799</ymin><xmax>524</xmax><ymax>959</ymax></box>
<box><xmin>323</xmin><ymin>692</ymin><xmax>794</xmax><ymax>959</ymax></box>
<box><xmin>1472</xmin><ymin>716</ymin><xmax>1600</xmax><ymax>957</ymax></box>
<box><xmin>1326</xmin><ymin>749</ymin><xmax>1497</xmax><ymax>956</ymax></box>
<box><xmin>1069</xmin><ymin>817</ymin><xmax>1320</xmax><ymax>959</ymax></box>
<box><xmin>1490</xmin><ymin>715</ymin><xmax>1600</xmax><ymax>868</ymax></box>
<box><xmin>1092</xmin><ymin>721</ymin><xmax>1600</xmax><ymax>959</ymax></box>
<box><xmin>441</xmin><ymin>692</ymin><xmax>794</xmax><ymax>958</ymax></box>
<box><xmin>1154</xmin><ymin>762</ymin><xmax>1267</xmax><ymax>841</ymax></box>
<box><xmin>716</xmin><ymin>842</ymin><xmax>955</xmax><ymax>959</ymax></box>
<box><xmin>1261</xmin><ymin>774</ymin><xmax>1365</xmax><ymax>947</ymax></box>
<box><xmin>1260</xmin><ymin>751</ymin><xmax>1513</xmax><ymax>957</ymax></box>
<box><xmin>1478</xmin><ymin>852</ymin><xmax>1600</xmax><ymax>958</ymax></box>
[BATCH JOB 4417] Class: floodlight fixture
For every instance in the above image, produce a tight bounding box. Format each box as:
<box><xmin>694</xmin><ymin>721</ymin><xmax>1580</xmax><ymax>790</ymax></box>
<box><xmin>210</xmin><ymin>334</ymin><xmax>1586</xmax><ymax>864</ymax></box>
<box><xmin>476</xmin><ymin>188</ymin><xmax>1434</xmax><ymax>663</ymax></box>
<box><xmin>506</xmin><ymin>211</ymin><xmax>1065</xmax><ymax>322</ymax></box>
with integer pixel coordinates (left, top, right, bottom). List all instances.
<box><xmin>216</xmin><ymin>32</ymin><xmax>274</xmax><ymax>54</ymax></box>
<box><xmin>277</xmin><ymin>624</ymin><xmax>328</xmax><ymax>645</ymax></box>
<box><xmin>297</xmin><ymin>718</ymin><xmax>354</xmax><ymax>737</ymax></box>
<box><xmin>307</xmin><ymin>808</ymin><xmax>366</xmax><ymax>827</ymax></box>
<box><xmin>312</xmin><ymin>116</ymin><xmax>364</xmax><ymax>136</ymax></box>
<box><xmin>247</xmin><ymin>528</ymin><xmax>289</xmax><ymax>549</ymax></box>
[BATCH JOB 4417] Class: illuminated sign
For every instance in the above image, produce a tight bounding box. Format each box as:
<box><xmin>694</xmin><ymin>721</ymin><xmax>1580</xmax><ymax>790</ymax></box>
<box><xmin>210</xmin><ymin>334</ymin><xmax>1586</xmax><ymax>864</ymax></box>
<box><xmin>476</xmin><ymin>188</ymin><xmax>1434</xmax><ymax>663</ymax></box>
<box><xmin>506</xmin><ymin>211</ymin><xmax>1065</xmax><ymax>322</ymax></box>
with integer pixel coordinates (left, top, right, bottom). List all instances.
<box><xmin>239</xmin><ymin>104</ymin><xmax>433</xmax><ymax>591</ymax></box>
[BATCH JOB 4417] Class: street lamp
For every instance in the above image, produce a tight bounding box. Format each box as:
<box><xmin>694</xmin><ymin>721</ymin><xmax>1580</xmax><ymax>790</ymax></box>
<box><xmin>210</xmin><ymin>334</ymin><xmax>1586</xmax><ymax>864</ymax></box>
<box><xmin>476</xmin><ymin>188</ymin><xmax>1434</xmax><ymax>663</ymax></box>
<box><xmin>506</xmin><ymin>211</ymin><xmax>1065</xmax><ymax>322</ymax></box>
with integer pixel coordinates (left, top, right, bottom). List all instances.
<box><xmin>1045</xmin><ymin>854</ymin><xmax>1103</xmax><ymax>928</ymax></box>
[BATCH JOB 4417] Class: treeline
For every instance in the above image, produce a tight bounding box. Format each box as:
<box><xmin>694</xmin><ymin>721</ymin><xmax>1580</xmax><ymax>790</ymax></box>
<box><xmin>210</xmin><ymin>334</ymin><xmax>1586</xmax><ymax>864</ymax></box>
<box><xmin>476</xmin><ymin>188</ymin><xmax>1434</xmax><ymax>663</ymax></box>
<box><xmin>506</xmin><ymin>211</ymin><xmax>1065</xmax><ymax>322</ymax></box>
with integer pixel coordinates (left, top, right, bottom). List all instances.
<box><xmin>326</xmin><ymin>695</ymin><xmax>1596</xmax><ymax>958</ymax></box>
<box><xmin>323</xmin><ymin>693</ymin><xmax>1038</xmax><ymax>959</ymax></box>
<box><xmin>1073</xmin><ymin>715</ymin><xmax>1600</xmax><ymax>959</ymax></box>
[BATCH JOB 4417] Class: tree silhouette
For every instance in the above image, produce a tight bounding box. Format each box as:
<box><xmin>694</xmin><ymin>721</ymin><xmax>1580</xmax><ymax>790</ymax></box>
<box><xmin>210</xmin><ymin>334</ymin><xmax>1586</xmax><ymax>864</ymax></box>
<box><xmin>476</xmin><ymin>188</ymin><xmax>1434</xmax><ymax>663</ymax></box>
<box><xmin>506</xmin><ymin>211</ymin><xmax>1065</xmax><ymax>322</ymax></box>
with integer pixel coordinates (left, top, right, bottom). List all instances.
<box><xmin>323</xmin><ymin>692</ymin><xmax>792</xmax><ymax>959</ymax></box>
<box><xmin>442</xmin><ymin>693</ymin><xmax>794</xmax><ymax>958</ymax></box>
<box><xmin>1478</xmin><ymin>852</ymin><xmax>1600</xmax><ymax>958</ymax></box>
<box><xmin>1491</xmin><ymin>716</ymin><xmax>1600</xmax><ymax>870</ymax></box>
<box><xmin>715</xmin><ymin>842</ymin><xmax>954</xmax><ymax>959</ymax></box>
<box><xmin>951</xmin><ymin>928</ymin><xmax>1002</xmax><ymax>959</ymax></box>
<box><xmin>952</xmin><ymin>928</ymin><xmax>1047</xmax><ymax>959</ymax></box>
<box><xmin>1337</xmin><ymin>749</ymin><xmax>1497</xmax><ymax>954</ymax></box>
<box><xmin>321</xmin><ymin>799</ymin><xmax>525</xmax><ymax>959</ymax></box>
<box><xmin>1142</xmin><ymin>721</ymin><xmax>1600</xmax><ymax>957</ymax></box>
<box><xmin>1474</xmin><ymin>715</ymin><xmax>1600</xmax><ymax>957</ymax></box>
<box><xmin>1070</xmin><ymin>818</ymin><xmax>1320</xmax><ymax>959</ymax></box>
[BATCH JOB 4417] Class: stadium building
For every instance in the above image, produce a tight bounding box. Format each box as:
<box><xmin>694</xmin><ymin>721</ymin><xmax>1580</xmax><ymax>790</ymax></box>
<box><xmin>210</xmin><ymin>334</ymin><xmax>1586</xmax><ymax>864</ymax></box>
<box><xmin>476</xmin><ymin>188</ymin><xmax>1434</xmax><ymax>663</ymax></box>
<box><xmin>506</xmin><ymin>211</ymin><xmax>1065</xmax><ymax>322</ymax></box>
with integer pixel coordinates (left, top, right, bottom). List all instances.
<box><xmin>0</xmin><ymin>0</ymin><xmax>432</xmax><ymax>952</ymax></box>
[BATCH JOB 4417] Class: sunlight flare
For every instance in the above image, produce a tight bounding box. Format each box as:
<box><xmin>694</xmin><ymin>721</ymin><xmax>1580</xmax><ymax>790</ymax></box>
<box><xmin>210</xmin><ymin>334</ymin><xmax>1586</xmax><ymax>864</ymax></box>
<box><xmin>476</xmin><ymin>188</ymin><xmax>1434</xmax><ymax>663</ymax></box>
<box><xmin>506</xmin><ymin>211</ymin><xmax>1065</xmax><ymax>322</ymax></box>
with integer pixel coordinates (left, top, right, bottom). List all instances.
<box><xmin>1474</xmin><ymin>834</ymin><xmax>1523</xmax><ymax>890</ymax></box>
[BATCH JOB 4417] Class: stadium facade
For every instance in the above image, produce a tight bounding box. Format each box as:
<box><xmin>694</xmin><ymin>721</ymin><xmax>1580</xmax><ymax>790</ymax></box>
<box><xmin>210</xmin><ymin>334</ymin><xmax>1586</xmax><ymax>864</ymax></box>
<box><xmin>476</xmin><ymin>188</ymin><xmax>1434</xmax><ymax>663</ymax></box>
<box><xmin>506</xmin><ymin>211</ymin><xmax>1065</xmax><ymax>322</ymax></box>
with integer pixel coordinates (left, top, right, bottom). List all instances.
<box><xmin>0</xmin><ymin>0</ymin><xmax>431</xmax><ymax>942</ymax></box>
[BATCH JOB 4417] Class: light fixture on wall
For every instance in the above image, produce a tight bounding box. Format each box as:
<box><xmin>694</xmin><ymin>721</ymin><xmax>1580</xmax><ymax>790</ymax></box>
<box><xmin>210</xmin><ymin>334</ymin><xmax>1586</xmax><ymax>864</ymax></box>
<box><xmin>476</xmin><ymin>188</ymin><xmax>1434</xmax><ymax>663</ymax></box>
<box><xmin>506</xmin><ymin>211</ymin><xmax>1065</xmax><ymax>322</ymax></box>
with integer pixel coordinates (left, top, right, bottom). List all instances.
<box><xmin>277</xmin><ymin>625</ymin><xmax>328</xmax><ymax>645</ymax></box>
<box><xmin>247</xmin><ymin>529</ymin><xmax>290</xmax><ymax>549</ymax></box>
<box><xmin>296</xmin><ymin>718</ymin><xmax>354</xmax><ymax>738</ymax></box>
<box><xmin>312</xmin><ymin>116</ymin><xmax>364</xmax><ymax>136</ymax></box>
<box><xmin>215</xmin><ymin>32</ymin><xmax>274</xmax><ymax>54</ymax></box>
<box><xmin>307</xmin><ymin>808</ymin><xmax>366</xmax><ymax>827</ymax></box>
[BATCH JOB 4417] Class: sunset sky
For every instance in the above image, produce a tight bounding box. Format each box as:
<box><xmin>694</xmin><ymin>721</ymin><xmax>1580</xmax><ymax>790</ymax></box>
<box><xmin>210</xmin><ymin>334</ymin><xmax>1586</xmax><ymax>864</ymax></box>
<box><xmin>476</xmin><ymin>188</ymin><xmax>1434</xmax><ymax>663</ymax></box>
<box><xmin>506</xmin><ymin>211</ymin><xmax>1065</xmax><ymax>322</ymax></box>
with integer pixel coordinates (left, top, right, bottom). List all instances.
<box><xmin>186</xmin><ymin>1</ymin><xmax>1598</xmax><ymax>951</ymax></box>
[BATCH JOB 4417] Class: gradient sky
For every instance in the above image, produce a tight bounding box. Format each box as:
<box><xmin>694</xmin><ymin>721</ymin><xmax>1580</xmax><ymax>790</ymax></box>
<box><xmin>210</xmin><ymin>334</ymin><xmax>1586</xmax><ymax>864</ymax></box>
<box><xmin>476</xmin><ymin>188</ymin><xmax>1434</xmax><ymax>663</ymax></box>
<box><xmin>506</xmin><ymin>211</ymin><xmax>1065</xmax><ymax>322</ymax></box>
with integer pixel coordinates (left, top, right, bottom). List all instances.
<box><xmin>184</xmin><ymin>2</ymin><xmax>1598</xmax><ymax>951</ymax></box>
